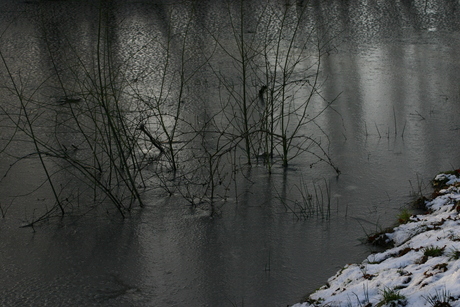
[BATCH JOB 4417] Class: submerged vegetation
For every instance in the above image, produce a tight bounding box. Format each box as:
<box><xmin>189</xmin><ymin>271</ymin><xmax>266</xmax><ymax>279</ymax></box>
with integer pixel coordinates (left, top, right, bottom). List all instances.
<box><xmin>0</xmin><ymin>0</ymin><xmax>340</xmax><ymax>226</ymax></box>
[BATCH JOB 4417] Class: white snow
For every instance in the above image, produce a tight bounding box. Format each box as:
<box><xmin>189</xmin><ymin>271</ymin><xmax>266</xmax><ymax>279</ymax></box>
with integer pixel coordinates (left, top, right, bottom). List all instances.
<box><xmin>293</xmin><ymin>172</ymin><xmax>460</xmax><ymax>307</ymax></box>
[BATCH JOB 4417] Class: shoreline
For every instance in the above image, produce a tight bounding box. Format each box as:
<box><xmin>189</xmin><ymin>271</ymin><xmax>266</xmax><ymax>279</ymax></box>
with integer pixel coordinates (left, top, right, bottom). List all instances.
<box><xmin>292</xmin><ymin>171</ymin><xmax>460</xmax><ymax>307</ymax></box>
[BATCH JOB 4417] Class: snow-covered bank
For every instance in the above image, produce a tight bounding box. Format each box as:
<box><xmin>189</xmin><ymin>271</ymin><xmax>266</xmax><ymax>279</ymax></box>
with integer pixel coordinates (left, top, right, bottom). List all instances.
<box><xmin>293</xmin><ymin>172</ymin><xmax>460</xmax><ymax>307</ymax></box>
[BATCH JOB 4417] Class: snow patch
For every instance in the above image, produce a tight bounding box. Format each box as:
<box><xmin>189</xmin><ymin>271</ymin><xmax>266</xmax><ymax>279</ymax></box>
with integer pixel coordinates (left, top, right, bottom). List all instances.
<box><xmin>293</xmin><ymin>172</ymin><xmax>460</xmax><ymax>307</ymax></box>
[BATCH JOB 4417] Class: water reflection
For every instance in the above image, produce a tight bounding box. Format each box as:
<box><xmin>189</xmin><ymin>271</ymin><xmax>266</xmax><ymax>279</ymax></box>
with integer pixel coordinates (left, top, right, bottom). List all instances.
<box><xmin>2</xmin><ymin>0</ymin><xmax>460</xmax><ymax>306</ymax></box>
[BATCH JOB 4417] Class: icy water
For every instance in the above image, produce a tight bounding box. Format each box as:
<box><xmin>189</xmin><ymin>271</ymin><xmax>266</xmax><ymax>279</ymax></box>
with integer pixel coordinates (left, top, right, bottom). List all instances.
<box><xmin>2</xmin><ymin>1</ymin><xmax>460</xmax><ymax>306</ymax></box>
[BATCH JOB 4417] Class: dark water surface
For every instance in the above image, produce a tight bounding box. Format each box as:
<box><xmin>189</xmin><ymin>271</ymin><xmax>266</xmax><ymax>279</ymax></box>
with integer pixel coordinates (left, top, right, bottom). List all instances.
<box><xmin>2</xmin><ymin>1</ymin><xmax>460</xmax><ymax>306</ymax></box>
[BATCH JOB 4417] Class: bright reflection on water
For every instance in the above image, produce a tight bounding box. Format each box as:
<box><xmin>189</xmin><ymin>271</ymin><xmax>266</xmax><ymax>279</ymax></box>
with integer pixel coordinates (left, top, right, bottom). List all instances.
<box><xmin>2</xmin><ymin>1</ymin><xmax>460</xmax><ymax>306</ymax></box>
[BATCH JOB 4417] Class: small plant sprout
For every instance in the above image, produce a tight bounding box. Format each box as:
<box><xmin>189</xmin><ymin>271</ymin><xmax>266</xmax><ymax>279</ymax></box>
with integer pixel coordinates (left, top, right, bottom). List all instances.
<box><xmin>348</xmin><ymin>291</ymin><xmax>369</xmax><ymax>307</ymax></box>
<box><xmin>363</xmin><ymin>283</ymin><xmax>370</xmax><ymax>304</ymax></box>
<box><xmin>422</xmin><ymin>288</ymin><xmax>453</xmax><ymax>307</ymax></box>
<box><xmin>447</xmin><ymin>248</ymin><xmax>460</xmax><ymax>261</ymax></box>
<box><xmin>424</xmin><ymin>246</ymin><xmax>445</xmax><ymax>257</ymax></box>
<box><xmin>397</xmin><ymin>208</ymin><xmax>412</xmax><ymax>224</ymax></box>
<box><xmin>376</xmin><ymin>287</ymin><xmax>406</xmax><ymax>307</ymax></box>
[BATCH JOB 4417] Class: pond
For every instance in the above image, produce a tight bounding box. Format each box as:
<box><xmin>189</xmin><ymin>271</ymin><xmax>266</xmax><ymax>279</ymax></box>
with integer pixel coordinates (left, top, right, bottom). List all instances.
<box><xmin>1</xmin><ymin>1</ymin><xmax>460</xmax><ymax>306</ymax></box>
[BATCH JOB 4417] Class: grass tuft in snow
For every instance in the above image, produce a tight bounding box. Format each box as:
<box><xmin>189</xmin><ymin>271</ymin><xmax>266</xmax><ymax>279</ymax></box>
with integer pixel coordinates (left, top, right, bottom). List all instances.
<box><xmin>422</xmin><ymin>288</ymin><xmax>452</xmax><ymax>307</ymax></box>
<box><xmin>397</xmin><ymin>208</ymin><xmax>412</xmax><ymax>224</ymax></box>
<box><xmin>447</xmin><ymin>248</ymin><xmax>460</xmax><ymax>261</ymax></box>
<box><xmin>423</xmin><ymin>246</ymin><xmax>445</xmax><ymax>257</ymax></box>
<box><xmin>417</xmin><ymin>246</ymin><xmax>445</xmax><ymax>264</ymax></box>
<box><xmin>377</xmin><ymin>288</ymin><xmax>406</xmax><ymax>307</ymax></box>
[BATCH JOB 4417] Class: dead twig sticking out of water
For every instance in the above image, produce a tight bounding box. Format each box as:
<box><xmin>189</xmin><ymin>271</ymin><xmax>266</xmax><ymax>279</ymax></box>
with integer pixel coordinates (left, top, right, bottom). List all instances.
<box><xmin>401</xmin><ymin>121</ymin><xmax>407</xmax><ymax>138</ymax></box>
<box><xmin>393</xmin><ymin>106</ymin><xmax>397</xmax><ymax>137</ymax></box>
<box><xmin>137</xmin><ymin>123</ymin><xmax>165</xmax><ymax>155</ymax></box>
<box><xmin>375</xmin><ymin>122</ymin><xmax>382</xmax><ymax>138</ymax></box>
<box><xmin>411</xmin><ymin>110</ymin><xmax>426</xmax><ymax>120</ymax></box>
<box><xmin>0</xmin><ymin>0</ymin><xmax>344</xmax><ymax>224</ymax></box>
